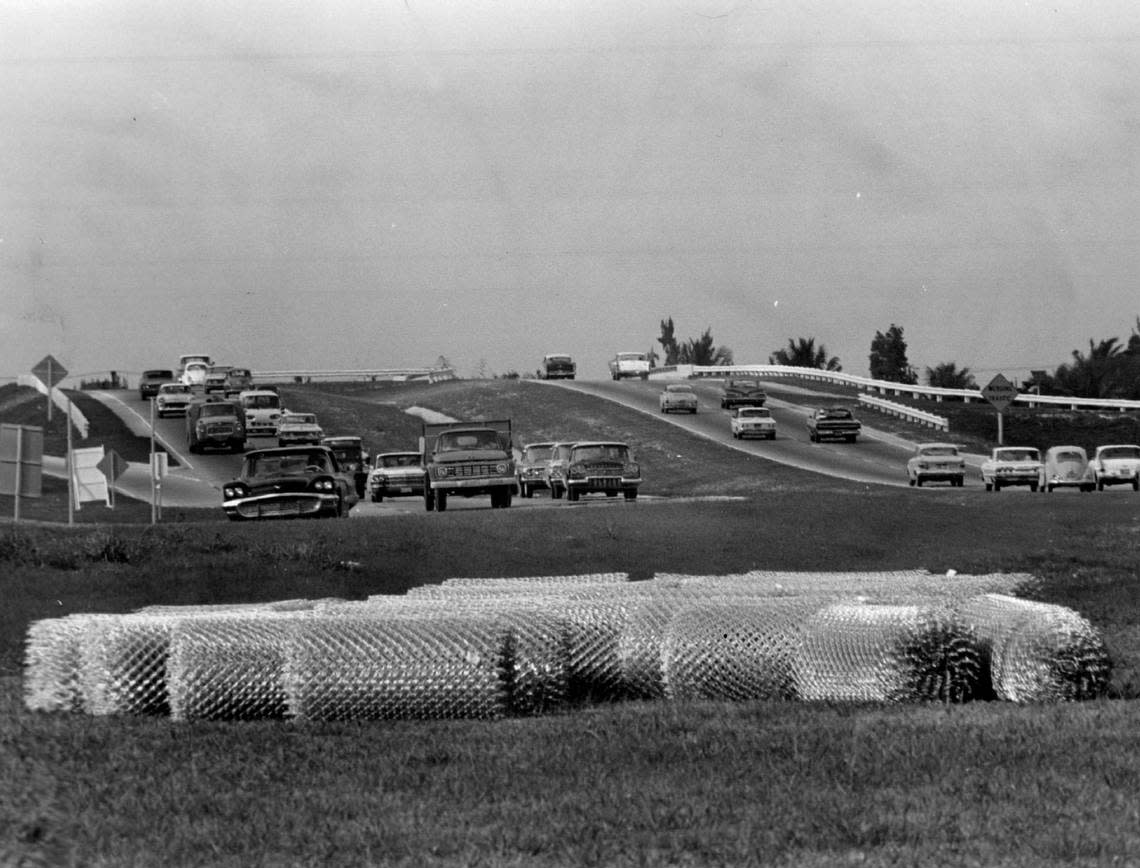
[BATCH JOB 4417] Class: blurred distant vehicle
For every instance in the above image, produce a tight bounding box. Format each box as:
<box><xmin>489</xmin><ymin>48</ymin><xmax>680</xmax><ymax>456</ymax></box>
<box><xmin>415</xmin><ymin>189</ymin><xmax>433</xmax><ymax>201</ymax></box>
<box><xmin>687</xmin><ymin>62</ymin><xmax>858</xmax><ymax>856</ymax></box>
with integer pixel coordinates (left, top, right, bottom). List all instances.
<box><xmin>608</xmin><ymin>351</ymin><xmax>650</xmax><ymax>380</ymax></box>
<box><xmin>322</xmin><ymin>435</ymin><xmax>369</xmax><ymax>498</ymax></box>
<box><xmin>539</xmin><ymin>354</ymin><xmax>576</xmax><ymax>380</ymax></box>
<box><xmin>186</xmin><ymin>397</ymin><xmax>246</xmax><ymax>453</ymax></box>
<box><xmin>980</xmin><ymin>446</ymin><xmax>1042</xmax><ymax>492</ymax></box>
<box><xmin>1042</xmin><ymin>445</ymin><xmax>1095</xmax><ymax>493</ymax></box>
<box><xmin>729</xmin><ymin>406</ymin><xmax>776</xmax><ymax>440</ymax></box>
<box><xmin>366</xmin><ymin>451</ymin><xmax>424</xmax><ymax>502</ymax></box>
<box><xmin>1089</xmin><ymin>444</ymin><xmax>1140</xmax><ymax>491</ymax></box>
<box><xmin>516</xmin><ymin>441</ymin><xmax>555</xmax><ymax>497</ymax></box>
<box><xmin>239</xmin><ymin>389</ymin><xmax>285</xmax><ymax>438</ymax></box>
<box><xmin>544</xmin><ymin>441</ymin><xmax>576</xmax><ymax>499</ymax></box>
<box><xmin>223</xmin><ymin>367</ymin><xmax>254</xmax><ymax>397</ymax></box>
<box><xmin>179</xmin><ymin>362</ymin><xmax>209</xmax><ymax>391</ymax></box>
<box><xmin>719</xmin><ymin>378</ymin><xmax>767</xmax><ymax>409</ymax></box>
<box><xmin>139</xmin><ymin>369</ymin><xmax>174</xmax><ymax>401</ymax></box>
<box><xmin>222</xmin><ymin>445</ymin><xmax>356</xmax><ymax>521</ymax></box>
<box><xmin>204</xmin><ymin>365</ymin><xmax>232</xmax><ymax>395</ymax></box>
<box><xmin>905</xmin><ymin>443</ymin><xmax>966</xmax><ymax>487</ymax></box>
<box><xmin>177</xmin><ymin>353</ymin><xmax>213</xmax><ymax>371</ymax></box>
<box><xmin>563</xmin><ymin>441</ymin><xmax>641</xmax><ymax>502</ymax></box>
<box><xmin>277</xmin><ymin>412</ymin><xmax>324</xmax><ymax>446</ymax></box>
<box><xmin>659</xmin><ymin>383</ymin><xmax>698</xmax><ymax>414</ymax></box>
<box><xmin>155</xmin><ymin>383</ymin><xmax>194</xmax><ymax>417</ymax></box>
<box><xmin>806</xmin><ymin>407</ymin><xmax>861</xmax><ymax>443</ymax></box>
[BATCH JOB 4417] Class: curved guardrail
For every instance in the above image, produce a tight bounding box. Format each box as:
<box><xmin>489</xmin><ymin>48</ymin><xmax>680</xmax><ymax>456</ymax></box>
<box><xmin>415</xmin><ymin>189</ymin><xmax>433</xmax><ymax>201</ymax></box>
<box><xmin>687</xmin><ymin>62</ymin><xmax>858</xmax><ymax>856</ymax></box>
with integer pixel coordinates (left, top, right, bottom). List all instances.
<box><xmin>654</xmin><ymin>364</ymin><xmax>1140</xmax><ymax>412</ymax></box>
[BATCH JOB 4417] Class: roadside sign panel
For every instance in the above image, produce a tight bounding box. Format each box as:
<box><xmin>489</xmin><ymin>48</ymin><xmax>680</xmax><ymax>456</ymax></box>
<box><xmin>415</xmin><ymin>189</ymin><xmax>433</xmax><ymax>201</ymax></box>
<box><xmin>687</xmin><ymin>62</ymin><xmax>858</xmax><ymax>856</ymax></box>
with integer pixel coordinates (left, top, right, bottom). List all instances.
<box><xmin>97</xmin><ymin>449</ymin><xmax>129</xmax><ymax>483</ymax></box>
<box><xmin>31</xmin><ymin>354</ymin><xmax>68</xmax><ymax>390</ymax></box>
<box><xmin>72</xmin><ymin>446</ymin><xmax>110</xmax><ymax>508</ymax></box>
<box><xmin>982</xmin><ymin>373</ymin><xmax>1018</xmax><ymax>412</ymax></box>
<box><xmin>0</xmin><ymin>424</ymin><xmax>44</xmax><ymax>498</ymax></box>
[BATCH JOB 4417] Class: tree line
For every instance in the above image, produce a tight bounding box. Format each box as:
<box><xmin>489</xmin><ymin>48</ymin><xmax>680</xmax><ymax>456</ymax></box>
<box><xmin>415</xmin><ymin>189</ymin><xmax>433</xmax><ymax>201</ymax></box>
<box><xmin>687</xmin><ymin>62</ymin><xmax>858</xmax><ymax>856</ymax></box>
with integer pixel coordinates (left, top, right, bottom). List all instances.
<box><xmin>655</xmin><ymin>315</ymin><xmax>1140</xmax><ymax>399</ymax></box>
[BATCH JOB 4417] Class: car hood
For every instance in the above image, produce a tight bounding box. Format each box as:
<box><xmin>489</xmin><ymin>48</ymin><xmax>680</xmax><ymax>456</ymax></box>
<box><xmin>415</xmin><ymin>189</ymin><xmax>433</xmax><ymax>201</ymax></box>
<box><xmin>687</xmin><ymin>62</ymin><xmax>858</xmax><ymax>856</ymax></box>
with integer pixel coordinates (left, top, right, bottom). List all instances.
<box><xmin>434</xmin><ymin>449</ymin><xmax>509</xmax><ymax>463</ymax></box>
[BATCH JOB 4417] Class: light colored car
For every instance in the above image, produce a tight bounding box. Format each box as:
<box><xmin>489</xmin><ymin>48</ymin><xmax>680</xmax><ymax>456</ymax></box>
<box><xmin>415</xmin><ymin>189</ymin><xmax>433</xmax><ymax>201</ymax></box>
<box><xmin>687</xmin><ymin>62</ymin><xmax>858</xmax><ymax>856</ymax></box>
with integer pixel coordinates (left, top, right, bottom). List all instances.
<box><xmin>155</xmin><ymin>383</ymin><xmax>194</xmax><ymax>417</ymax></box>
<box><xmin>659</xmin><ymin>383</ymin><xmax>698</xmax><ymax>414</ymax></box>
<box><xmin>179</xmin><ymin>362</ymin><xmax>209</xmax><ymax>390</ymax></box>
<box><xmin>366</xmin><ymin>451</ymin><xmax>424</xmax><ymax>502</ymax></box>
<box><xmin>516</xmin><ymin>442</ymin><xmax>555</xmax><ymax>498</ymax></box>
<box><xmin>980</xmin><ymin>446</ymin><xmax>1043</xmax><ymax>492</ymax></box>
<box><xmin>608</xmin><ymin>351</ymin><xmax>650</xmax><ymax>380</ymax></box>
<box><xmin>563</xmin><ymin>441</ymin><xmax>641</xmax><ymax>502</ymax></box>
<box><xmin>730</xmin><ymin>406</ymin><xmax>776</xmax><ymax>440</ymax></box>
<box><xmin>1089</xmin><ymin>444</ymin><xmax>1140</xmax><ymax>491</ymax></box>
<box><xmin>1042</xmin><ymin>445</ymin><xmax>1095</xmax><ymax>493</ymax></box>
<box><xmin>906</xmin><ymin>443</ymin><xmax>966</xmax><ymax>487</ymax></box>
<box><xmin>276</xmin><ymin>412</ymin><xmax>324</xmax><ymax>446</ymax></box>
<box><xmin>544</xmin><ymin>441</ymin><xmax>576</xmax><ymax>499</ymax></box>
<box><xmin>239</xmin><ymin>389</ymin><xmax>284</xmax><ymax>438</ymax></box>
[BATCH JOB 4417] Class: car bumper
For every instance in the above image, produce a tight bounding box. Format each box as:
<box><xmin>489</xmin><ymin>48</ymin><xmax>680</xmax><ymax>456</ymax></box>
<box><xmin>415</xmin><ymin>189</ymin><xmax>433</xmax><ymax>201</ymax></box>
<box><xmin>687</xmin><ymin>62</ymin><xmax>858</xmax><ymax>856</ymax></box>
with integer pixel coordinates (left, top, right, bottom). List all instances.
<box><xmin>735</xmin><ymin>426</ymin><xmax>775</xmax><ymax>438</ymax></box>
<box><xmin>565</xmin><ymin>477</ymin><xmax>641</xmax><ymax>494</ymax></box>
<box><xmin>278</xmin><ymin>433</ymin><xmax>321</xmax><ymax>443</ymax></box>
<box><xmin>222</xmin><ymin>493</ymin><xmax>340</xmax><ymax>520</ymax></box>
<box><xmin>431</xmin><ymin>478</ymin><xmax>518</xmax><ymax>493</ymax></box>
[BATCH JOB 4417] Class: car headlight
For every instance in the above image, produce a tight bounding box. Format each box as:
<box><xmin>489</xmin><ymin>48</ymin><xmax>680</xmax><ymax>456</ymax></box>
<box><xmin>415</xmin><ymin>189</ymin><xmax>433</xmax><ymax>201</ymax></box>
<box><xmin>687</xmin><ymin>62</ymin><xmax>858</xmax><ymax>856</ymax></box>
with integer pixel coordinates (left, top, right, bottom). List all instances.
<box><xmin>223</xmin><ymin>484</ymin><xmax>248</xmax><ymax>499</ymax></box>
<box><xmin>313</xmin><ymin>479</ymin><xmax>334</xmax><ymax>491</ymax></box>
<box><xmin>495</xmin><ymin>462</ymin><xmax>509</xmax><ymax>474</ymax></box>
<box><xmin>436</xmin><ymin>465</ymin><xmax>450</xmax><ymax>478</ymax></box>
<box><xmin>568</xmin><ymin>465</ymin><xmax>585</xmax><ymax>479</ymax></box>
<box><xmin>625</xmin><ymin>463</ymin><xmax>640</xmax><ymax>477</ymax></box>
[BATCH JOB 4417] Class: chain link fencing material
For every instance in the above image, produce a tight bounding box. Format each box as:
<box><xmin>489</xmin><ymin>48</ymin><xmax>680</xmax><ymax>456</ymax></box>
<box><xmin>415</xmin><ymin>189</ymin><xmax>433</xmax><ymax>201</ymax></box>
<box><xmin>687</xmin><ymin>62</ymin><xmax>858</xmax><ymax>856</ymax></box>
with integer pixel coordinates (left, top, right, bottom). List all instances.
<box><xmin>953</xmin><ymin>594</ymin><xmax>1111</xmax><ymax>701</ymax></box>
<box><xmin>791</xmin><ymin>602</ymin><xmax>982</xmax><ymax>702</ymax></box>
<box><xmin>23</xmin><ymin>573</ymin><xmax>1111</xmax><ymax>720</ymax></box>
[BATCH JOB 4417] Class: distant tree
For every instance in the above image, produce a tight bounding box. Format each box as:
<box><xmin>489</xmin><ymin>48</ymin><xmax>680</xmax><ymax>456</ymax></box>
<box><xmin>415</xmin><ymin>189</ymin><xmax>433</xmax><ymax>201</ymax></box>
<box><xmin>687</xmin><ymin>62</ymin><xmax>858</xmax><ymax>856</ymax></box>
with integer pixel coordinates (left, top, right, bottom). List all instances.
<box><xmin>676</xmin><ymin>328</ymin><xmax>733</xmax><ymax>366</ymax></box>
<box><xmin>1051</xmin><ymin>337</ymin><xmax>1126</xmax><ymax>398</ymax></box>
<box><xmin>658</xmin><ymin>318</ymin><xmax>680</xmax><ymax>366</ymax></box>
<box><xmin>925</xmin><ymin>362</ymin><xmax>976</xmax><ymax>390</ymax></box>
<box><xmin>768</xmin><ymin>337</ymin><xmax>842</xmax><ymax>371</ymax></box>
<box><xmin>869</xmin><ymin>324</ymin><xmax>917</xmax><ymax>384</ymax></box>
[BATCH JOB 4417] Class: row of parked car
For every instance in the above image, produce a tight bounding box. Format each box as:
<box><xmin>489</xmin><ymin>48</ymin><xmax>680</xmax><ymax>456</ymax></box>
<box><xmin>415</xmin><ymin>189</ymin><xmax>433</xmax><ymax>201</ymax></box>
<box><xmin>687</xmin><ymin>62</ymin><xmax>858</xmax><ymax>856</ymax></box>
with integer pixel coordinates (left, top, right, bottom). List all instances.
<box><xmin>905</xmin><ymin>442</ymin><xmax>1140</xmax><ymax>491</ymax></box>
<box><xmin>514</xmin><ymin>441</ymin><xmax>642</xmax><ymax>501</ymax></box>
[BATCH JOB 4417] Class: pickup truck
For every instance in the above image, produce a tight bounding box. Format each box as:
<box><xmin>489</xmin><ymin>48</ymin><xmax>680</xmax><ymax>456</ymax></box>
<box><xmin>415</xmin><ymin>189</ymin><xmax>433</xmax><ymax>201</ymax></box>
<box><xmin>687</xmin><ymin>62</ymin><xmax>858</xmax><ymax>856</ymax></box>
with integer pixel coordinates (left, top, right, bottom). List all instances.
<box><xmin>421</xmin><ymin>419</ymin><xmax>517</xmax><ymax>511</ymax></box>
<box><xmin>806</xmin><ymin>407</ymin><xmax>861</xmax><ymax>443</ymax></box>
<box><xmin>609</xmin><ymin>352</ymin><xmax>650</xmax><ymax>380</ymax></box>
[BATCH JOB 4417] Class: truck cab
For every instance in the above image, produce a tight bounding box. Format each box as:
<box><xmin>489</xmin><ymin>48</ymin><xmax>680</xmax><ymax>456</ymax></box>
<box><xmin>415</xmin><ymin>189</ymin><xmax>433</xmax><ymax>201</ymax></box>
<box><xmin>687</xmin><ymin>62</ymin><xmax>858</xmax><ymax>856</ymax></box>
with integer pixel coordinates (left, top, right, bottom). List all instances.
<box><xmin>421</xmin><ymin>419</ymin><xmax>517</xmax><ymax>511</ymax></box>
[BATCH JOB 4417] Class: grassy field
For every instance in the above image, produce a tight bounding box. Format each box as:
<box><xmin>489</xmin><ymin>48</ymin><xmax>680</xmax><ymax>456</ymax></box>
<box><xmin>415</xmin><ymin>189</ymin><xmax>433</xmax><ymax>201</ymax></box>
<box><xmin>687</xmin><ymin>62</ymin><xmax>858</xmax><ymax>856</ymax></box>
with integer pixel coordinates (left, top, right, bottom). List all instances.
<box><xmin>4</xmin><ymin>378</ymin><xmax>1140</xmax><ymax>866</ymax></box>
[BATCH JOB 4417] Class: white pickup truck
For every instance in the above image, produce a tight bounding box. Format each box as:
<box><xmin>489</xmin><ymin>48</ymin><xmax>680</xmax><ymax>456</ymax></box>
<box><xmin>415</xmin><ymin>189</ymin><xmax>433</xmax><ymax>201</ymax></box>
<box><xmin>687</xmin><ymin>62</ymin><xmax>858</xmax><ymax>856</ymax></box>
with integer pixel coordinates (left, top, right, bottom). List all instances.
<box><xmin>608</xmin><ymin>351</ymin><xmax>650</xmax><ymax>380</ymax></box>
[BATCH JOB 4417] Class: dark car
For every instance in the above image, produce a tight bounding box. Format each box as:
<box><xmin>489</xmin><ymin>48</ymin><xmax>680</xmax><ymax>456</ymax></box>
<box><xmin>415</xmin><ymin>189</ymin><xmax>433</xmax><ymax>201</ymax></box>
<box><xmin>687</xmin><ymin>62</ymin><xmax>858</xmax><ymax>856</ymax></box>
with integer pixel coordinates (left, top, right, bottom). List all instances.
<box><xmin>139</xmin><ymin>369</ymin><xmax>174</xmax><ymax>400</ymax></box>
<box><xmin>187</xmin><ymin>397</ymin><xmax>246</xmax><ymax>453</ymax></box>
<box><xmin>221</xmin><ymin>445</ymin><xmax>358</xmax><ymax>521</ymax></box>
<box><xmin>321</xmin><ymin>435</ymin><xmax>369</xmax><ymax>498</ymax></box>
<box><xmin>719</xmin><ymin>378</ymin><xmax>767</xmax><ymax>409</ymax></box>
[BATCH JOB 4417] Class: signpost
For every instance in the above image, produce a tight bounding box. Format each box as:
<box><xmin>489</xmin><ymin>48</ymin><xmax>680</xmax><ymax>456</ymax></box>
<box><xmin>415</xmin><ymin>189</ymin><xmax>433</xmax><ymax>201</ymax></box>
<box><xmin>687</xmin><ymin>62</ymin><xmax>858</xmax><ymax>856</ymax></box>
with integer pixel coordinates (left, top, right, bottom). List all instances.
<box><xmin>31</xmin><ymin>354</ymin><xmax>68</xmax><ymax>423</ymax></box>
<box><xmin>97</xmin><ymin>449</ymin><xmax>129</xmax><ymax>508</ymax></box>
<box><xmin>981</xmin><ymin>373</ymin><xmax>1019</xmax><ymax>445</ymax></box>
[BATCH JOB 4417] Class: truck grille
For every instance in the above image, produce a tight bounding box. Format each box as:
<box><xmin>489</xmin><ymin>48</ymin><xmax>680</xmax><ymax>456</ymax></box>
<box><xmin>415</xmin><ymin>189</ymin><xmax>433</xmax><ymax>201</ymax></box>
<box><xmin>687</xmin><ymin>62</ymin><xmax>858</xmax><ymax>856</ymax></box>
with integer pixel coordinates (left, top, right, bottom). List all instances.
<box><xmin>447</xmin><ymin>463</ymin><xmax>500</xmax><ymax>478</ymax></box>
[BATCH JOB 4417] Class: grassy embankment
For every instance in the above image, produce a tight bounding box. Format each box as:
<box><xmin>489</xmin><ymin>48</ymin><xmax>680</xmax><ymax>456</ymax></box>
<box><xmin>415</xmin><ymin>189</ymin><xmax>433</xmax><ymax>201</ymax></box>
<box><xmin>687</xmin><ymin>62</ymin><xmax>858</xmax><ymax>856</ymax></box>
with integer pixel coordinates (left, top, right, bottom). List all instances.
<box><xmin>4</xmin><ymin>378</ymin><xmax>1140</xmax><ymax>866</ymax></box>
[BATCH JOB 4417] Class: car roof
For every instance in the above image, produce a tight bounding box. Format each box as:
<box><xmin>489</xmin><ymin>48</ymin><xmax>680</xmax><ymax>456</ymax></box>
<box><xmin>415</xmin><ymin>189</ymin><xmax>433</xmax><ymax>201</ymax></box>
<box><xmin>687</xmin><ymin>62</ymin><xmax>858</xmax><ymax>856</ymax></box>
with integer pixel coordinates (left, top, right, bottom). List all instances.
<box><xmin>245</xmin><ymin>445</ymin><xmax>334</xmax><ymax>458</ymax></box>
<box><xmin>522</xmin><ymin>441</ymin><xmax>556</xmax><ymax>448</ymax></box>
<box><xmin>377</xmin><ymin>451</ymin><xmax>420</xmax><ymax>458</ymax></box>
<box><xmin>916</xmin><ymin>442</ymin><xmax>959</xmax><ymax>450</ymax></box>
<box><xmin>572</xmin><ymin>441</ymin><xmax>629</xmax><ymax>448</ymax></box>
<box><xmin>666</xmin><ymin>383</ymin><xmax>693</xmax><ymax>389</ymax></box>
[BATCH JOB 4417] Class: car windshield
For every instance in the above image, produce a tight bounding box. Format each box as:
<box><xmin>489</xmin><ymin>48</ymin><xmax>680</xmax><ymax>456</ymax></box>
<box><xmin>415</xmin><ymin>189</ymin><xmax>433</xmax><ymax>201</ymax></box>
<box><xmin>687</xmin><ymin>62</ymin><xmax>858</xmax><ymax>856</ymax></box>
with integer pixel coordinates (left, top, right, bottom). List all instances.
<box><xmin>201</xmin><ymin>404</ymin><xmax>234</xmax><ymax>417</ymax></box>
<box><xmin>1053</xmin><ymin>450</ymin><xmax>1084</xmax><ymax>462</ymax></box>
<box><xmin>229</xmin><ymin>369</ymin><xmax>251</xmax><ymax>378</ymax></box>
<box><xmin>730</xmin><ymin>380</ymin><xmax>760</xmax><ymax>389</ymax></box>
<box><xmin>523</xmin><ymin>445</ymin><xmax>553</xmax><ymax>462</ymax></box>
<box><xmin>162</xmin><ymin>385</ymin><xmax>190</xmax><ymax>394</ymax></box>
<box><xmin>545</xmin><ymin>356</ymin><xmax>572</xmax><ymax>363</ymax></box>
<box><xmin>999</xmin><ymin>449</ymin><xmax>1039</xmax><ymax>462</ymax></box>
<box><xmin>249</xmin><ymin>452</ymin><xmax>330</xmax><ymax>476</ymax></box>
<box><xmin>438</xmin><ymin>431</ymin><xmax>501</xmax><ymax>451</ymax></box>
<box><xmin>667</xmin><ymin>385</ymin><xmax>693</xmax><ymax>393</ymax></box>
<box><xmin>618</xmin><ymin>353</ymin><xmax>645</xmax><ymax>361</ymax></box>
<box><xmin>740</xmin><ymin>408</ymin><xmax>770</xmax><ymax>418</ymax></box>
<box><xmin>572</xmin><ymin>444</ymin><xmax>629</xmax><ymax>462</ymax></box>
<box><xmin>821</xmin><ymin>409</ymin><xmax>851</xmax><ymax>419</ymax></box>
<box><xmin>144</xmin><ymin>370</ymin><xmax>173</xmax><ymax>379</ymax></box>
<box><xmin>285</xmin><ymin>414</ymin><xmax>317</xmax><ymax>425</ymax></box>
<box><xmin>380</xmin><ymin>454</ymin><xmax>420</xmax><ymax>468</ymax></box>
<box><xmin>1101</xmin><ymin>447</ymin><xmax>1140</xmax><ymax>460</ymax></box>
<box><xmin>920</xmin><ymin>446</ymin><xmax>958</xmax><ymax>456</ymax></box>
<box><xmin>243</xmin><ymin>395</ymin><xmax>280</xmax><ymax>409</ymax></box>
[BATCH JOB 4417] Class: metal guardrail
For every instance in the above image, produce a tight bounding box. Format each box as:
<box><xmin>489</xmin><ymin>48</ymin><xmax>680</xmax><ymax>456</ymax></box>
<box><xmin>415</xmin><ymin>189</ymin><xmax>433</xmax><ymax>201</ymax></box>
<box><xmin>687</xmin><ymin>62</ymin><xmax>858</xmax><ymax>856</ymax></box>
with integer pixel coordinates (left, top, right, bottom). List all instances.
<box><xmin>858</xmin><ymin>395</ymin><xmax>948</xmax><ymax>431</ymax></box>
<box><xmin>252</xmin><ymin>367</ymin><xmax>457</xmax><ymax>384</ymax></box>
<box><xmin>661</xmin><ymin>364</ymin><xmax>1140</xmax><ymax>412</ymax></box>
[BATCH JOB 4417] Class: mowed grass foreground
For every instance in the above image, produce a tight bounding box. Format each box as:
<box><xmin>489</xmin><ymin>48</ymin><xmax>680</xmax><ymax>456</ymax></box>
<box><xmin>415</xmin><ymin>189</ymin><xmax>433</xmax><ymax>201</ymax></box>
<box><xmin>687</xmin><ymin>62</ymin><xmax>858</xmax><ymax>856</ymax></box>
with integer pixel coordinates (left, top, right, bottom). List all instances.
<box><xmin>5</xmin><ymin>380</ymin><xmax>1140</xmax><ymax>866</ymax></box>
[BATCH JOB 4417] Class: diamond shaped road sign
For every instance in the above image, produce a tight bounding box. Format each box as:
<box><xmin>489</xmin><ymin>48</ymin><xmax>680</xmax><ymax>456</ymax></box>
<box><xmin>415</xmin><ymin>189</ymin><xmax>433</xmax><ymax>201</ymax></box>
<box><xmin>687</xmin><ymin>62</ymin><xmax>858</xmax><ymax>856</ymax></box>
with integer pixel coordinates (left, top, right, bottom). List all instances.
<box><xmin>31</xmin><ymin>354</ymin><xmax>68</xmax><ymax>390</ymax></box>
<box><xmin>97</xmin><ymin>449</ymin><xmax>129</xmax><ymax>483</ymax></box>
<box><xmin>981</xmin><ymin>373</ymin><xmax>1018</xmax><ymax>412</ymax></box>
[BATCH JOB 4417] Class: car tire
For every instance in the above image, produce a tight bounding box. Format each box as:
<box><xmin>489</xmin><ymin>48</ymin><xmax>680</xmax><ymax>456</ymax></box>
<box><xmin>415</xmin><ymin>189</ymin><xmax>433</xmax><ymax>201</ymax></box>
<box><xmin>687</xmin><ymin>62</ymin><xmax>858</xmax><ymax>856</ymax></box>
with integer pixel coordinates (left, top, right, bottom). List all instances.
<box><xmin>372</xmin><ymin>492</ymin><xmax>383</xmax><ymax>503</ymax></box>
<box><xmin>567</xmin><ymin>488</ymin><xmax>579</xmax><ymax>502</ymax></box>
<box><xmin>424</xmin><ymin>490</ymin><xmax>435</xmax><ymax>512</ymax></box>
<box><xmin>1031</xmin><ymin>483</ymin><xmax>1039</xmax><ymax>493</ymax></box>
<box><xmin>436</xmin><ymin>491</ymin><xmax>448</xmax><ymax>512</ymax></box>
<box><xmin>984</xmin><ymin>482</ymin><xmax>993</xmax><ymax>492</ymax></box>
<box><xmin>624</xmin><ymin>490</ymin><xmax>638</xmax><ymax>501</ymax></box>
<box><xmin>1133</xmin><ymin>478</ymin><xmax>1139</xmax><ymax>492</ymax></box>
<box><xmin>908</xmin><ymin>477</ymin><xmax>915</xmax><ymax>487</ymax></box>
<box><xmin>606</xmin><ymin>490</ymin><xmax>618</xmax><ymax>497</ymax></box>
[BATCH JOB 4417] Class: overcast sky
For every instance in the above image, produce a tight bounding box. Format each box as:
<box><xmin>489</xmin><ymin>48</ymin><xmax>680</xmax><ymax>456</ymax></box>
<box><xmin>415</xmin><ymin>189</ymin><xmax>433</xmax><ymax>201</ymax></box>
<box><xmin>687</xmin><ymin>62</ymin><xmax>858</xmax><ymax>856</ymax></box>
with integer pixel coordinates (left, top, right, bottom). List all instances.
<box><xmin>3</xmin><ymin>0</ymin><xmax>1138</xmax><ymax>383</ymax></box>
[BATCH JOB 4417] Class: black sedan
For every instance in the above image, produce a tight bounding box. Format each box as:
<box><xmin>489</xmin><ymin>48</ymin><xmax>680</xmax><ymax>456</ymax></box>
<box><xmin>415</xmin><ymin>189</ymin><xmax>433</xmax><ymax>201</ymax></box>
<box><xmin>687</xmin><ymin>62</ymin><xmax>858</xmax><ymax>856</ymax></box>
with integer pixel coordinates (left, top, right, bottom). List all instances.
<box><xmin>221</xmin><ymin>445</ymin><xmax>358</xmax><ymax>520</ymax></box>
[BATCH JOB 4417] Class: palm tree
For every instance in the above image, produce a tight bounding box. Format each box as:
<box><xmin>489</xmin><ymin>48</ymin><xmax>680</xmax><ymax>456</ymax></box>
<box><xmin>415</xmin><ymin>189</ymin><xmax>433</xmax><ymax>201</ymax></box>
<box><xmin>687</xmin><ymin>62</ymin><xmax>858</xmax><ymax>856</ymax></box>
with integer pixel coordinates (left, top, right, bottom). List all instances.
<box><xmin>769</xmin><ymin>337</ymin><xmax>841</xmax><ymax>371</ymax></box>
<box><xmin>1054</xmin><ymin>338</ymin><xmax>1126</xmax><ymax>398</ymax></box>
<box><xmin>925</xmin><ymin>362</ymin><xmax>976</xmax><ymax>390</ymax></box>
